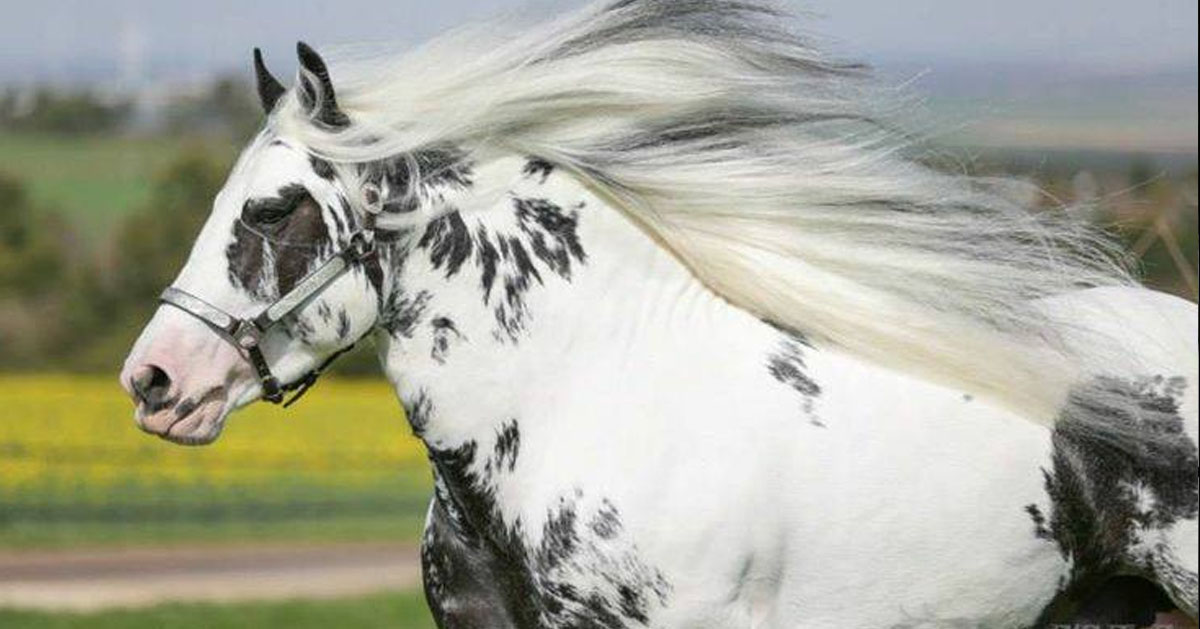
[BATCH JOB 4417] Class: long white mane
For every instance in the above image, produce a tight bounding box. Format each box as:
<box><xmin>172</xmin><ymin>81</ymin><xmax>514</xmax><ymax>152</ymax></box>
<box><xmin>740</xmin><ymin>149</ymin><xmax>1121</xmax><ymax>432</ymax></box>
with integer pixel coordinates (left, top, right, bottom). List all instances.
<box><xmin>274</xmin><ymin>0</ymin><xmax>1135</xmax><ymax>421</ymax></box>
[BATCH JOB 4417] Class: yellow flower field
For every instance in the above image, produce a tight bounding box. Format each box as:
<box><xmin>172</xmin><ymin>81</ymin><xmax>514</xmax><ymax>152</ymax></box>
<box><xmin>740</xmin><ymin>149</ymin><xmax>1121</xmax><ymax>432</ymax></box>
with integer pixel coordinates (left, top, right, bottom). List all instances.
<box><xmin>0</xmin><ymin>374</ymin><xmax>432</xmax><ymax>547</ymax></box>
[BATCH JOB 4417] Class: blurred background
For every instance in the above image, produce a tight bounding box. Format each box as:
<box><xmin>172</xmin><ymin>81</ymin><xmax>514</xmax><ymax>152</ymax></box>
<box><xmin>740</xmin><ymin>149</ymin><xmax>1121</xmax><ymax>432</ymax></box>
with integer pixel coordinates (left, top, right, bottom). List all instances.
<box><xmin>0</xmin><ymin>0</ymin><xmax>1195</xmax><ymax>627</ymax></box>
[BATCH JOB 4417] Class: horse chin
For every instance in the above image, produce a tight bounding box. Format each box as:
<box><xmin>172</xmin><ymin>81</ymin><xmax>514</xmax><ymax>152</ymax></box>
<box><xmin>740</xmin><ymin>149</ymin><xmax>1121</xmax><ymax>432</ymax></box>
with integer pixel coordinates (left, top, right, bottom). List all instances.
<box><xmin>163</xmin><ymin>411</ymin><xmax>226</xmax><ymax>446</ymax></box>
<box><xmin>137</xmin><ymin>394</ymin><xmax>230</xmax><ymax>447</ymax></box>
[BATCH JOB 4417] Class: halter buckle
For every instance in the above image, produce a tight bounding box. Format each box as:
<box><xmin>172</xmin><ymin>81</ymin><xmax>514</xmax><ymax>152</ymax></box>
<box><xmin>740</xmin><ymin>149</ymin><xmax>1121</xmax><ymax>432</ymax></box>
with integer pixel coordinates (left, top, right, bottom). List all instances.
<box><xmin>233</xmin><ymin>321</ymin><xmax>263</xmax><ymax>350</ymax></box>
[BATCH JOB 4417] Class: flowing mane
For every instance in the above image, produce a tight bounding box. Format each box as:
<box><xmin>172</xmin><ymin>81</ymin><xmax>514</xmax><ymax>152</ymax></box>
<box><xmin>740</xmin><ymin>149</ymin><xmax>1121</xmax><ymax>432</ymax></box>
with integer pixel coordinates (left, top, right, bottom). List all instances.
<box><xmin>272</xmin><ymin>0</ymin><xmax>1135</xmax><ymax>421</ymax></box>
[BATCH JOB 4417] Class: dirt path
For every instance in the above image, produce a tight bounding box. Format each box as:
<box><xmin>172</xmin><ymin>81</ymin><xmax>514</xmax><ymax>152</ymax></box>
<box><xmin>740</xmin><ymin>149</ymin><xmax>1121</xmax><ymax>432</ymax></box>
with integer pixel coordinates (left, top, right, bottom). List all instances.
<box><xmin>0</xmin><ymin>542</ymin><xmax>421</xmax><ymax>611</ymax></box>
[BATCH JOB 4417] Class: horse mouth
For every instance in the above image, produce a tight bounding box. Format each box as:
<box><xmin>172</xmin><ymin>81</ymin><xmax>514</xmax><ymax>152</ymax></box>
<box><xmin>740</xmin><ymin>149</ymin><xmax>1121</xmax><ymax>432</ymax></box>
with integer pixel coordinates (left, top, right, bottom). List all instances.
<box><xmin>136</xmin><ymin>386</ymin><xmax>229</xmax><ymax>446</ymax></box>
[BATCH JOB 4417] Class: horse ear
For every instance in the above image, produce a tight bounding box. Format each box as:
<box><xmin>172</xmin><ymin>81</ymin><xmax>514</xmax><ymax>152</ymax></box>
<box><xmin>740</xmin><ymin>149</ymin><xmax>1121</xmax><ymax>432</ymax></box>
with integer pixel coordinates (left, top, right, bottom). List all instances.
<box><xmin>253</xmin><ymin>48</ymin><xmax>285</xmax><ymax>113</ymax></box>
<box><xmin>296</xmin><ymin>41</ymin><xmax>350</xmax><ymax>129</ymax></box>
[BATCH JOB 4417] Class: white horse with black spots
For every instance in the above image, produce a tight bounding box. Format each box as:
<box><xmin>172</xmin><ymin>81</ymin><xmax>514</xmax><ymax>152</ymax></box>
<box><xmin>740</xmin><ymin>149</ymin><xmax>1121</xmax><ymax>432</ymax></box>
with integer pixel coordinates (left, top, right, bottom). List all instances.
<box><xmin>121</xmin><ymin>1</ymin><xmax>1198</xmax><ymax>626</ymax></box>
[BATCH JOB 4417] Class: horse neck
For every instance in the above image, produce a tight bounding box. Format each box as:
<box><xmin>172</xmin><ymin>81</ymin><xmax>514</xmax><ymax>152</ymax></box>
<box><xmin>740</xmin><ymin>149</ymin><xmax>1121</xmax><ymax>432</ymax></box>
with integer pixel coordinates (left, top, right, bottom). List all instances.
<box><xmin>373</xmin><ymin>155</ymin><xmax>746</xmax><ymax>447</ymax></box>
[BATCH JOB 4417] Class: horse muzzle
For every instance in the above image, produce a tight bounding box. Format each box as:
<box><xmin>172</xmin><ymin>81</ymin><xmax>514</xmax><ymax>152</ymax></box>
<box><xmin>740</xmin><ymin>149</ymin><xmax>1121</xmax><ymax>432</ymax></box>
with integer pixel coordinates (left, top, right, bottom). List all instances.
<box><xmin>120</xmin><ymin>308</ymin><xmax>248</xmax><ymax>445</ymax></box>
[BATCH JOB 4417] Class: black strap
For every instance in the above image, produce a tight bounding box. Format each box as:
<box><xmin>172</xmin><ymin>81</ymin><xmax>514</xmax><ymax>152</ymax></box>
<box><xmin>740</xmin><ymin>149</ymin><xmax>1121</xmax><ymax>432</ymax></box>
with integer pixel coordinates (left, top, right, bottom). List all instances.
<box><xmin>277</xmin><ymin>334</ymin><xmax>367</xmax><ymax>407</ymax></box>
<box><xmin>248</xmin><ymin>344</ymin><xmax>285</xmax><ymax>404</ymax></box>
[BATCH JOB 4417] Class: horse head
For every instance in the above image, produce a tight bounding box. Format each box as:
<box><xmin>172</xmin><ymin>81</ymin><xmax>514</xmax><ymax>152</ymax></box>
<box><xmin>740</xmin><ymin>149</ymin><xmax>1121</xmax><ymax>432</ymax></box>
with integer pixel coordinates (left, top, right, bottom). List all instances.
<box><xmin>120</xmin><ymin>44</ymin><xmax>379</xmax><ymax>445</ymax></box>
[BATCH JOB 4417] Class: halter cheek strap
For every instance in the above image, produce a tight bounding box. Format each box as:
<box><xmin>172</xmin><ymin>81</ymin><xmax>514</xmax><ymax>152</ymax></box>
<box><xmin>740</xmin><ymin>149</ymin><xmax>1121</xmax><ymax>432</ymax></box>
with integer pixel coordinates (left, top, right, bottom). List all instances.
<box><xmin>159</xmin><ymin>231</ymin><xmax>375</xmax><ymax>407</ymax></box>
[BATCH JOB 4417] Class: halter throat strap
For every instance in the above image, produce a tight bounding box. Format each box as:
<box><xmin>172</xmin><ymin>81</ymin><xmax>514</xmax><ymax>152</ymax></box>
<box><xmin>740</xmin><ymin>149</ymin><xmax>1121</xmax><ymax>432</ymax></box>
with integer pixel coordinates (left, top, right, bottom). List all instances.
<box><xmin>159</xmin><ymin>231</ymin><xmax>375</xmax><ymax>407</ymax></box>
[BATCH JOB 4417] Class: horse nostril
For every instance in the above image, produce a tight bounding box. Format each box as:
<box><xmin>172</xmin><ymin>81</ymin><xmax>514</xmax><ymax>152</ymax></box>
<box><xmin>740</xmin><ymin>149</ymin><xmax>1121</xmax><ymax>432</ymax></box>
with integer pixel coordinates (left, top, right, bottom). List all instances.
<box><xmin>130</xmin><ymin>364</ymin><xmax>172</xmax><ymax>408</ymax></box>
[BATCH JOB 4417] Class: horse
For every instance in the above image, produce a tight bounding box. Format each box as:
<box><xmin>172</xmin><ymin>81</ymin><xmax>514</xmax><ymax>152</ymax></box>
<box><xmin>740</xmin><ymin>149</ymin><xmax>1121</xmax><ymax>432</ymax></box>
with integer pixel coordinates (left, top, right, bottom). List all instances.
<box><xmin>119</xmin><ymin>1</ymin><xmax>1198</xmax><ymax>626</ymax></box>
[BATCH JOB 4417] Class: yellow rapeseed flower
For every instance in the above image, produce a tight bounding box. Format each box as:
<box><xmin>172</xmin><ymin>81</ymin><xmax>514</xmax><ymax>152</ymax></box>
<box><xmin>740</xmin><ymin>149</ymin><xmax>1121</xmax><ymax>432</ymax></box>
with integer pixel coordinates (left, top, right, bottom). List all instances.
<box><xmin>0</xmin><ymin>375</ymin><xmax>428</xmax><ymax>495</ymax></box>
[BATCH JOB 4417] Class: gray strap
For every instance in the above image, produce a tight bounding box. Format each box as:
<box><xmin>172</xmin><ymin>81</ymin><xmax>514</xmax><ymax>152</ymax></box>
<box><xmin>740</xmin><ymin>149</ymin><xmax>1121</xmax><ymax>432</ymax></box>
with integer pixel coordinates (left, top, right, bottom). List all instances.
<box><xmin>264</xmin><ymin>254</ymin><xmax>349</xmax><ymax>323</ymax></box>
<box><xmin>160</xmin><ymin>287</ymin><xmax>237</xmax><ymax>334</ymax></box>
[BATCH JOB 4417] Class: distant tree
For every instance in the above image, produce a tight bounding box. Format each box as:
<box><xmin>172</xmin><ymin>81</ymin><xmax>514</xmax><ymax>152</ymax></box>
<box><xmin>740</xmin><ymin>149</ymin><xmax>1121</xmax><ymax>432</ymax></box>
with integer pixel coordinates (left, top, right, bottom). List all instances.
<box><xmin>0</xmin><ymin>172</ymin><xmax>77</xmax><ymax>369</ymax></box>
<box><xmin>164</xmin><ymin>75</ymin><xmax>262</xmax><ymax>142</ymax></box>
<box><xmin>0</xmin><ymin>89</ymin><xmax>15</xmax><ymax>123</ymax></box>
<box><xmin>109</xmin><ymin>149</ymin><xmax>231</xmax><ymax>303</ymax></box>
<box><xmin>0</xmin><ymin>88</ymin><xmax>132</xmax><ymax>135</ymax></box>
<box><xmin>0</xmin><ymin>173</ymin><xmax>67</xmax><ymax>297</ymax></box>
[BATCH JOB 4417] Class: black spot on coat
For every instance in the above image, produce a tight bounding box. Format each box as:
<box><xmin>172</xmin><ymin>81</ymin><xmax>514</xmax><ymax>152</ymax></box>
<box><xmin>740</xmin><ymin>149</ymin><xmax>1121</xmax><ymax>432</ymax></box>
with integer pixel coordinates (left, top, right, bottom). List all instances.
<box><xmin>226</xmin><ymin>184</ymin><xmax>332</xmax><ymax>300</ymax></box>
<box><xmin>419</xmin><ymin>212</ymin><xmax>474</xmax><ymax>278</ymax></box>
<box><xmin>405</xmin><ymin>389</ymin><xmax>433</xmax><ymax>436</ymax></box>
<box><xmin>335</xmin><ymin>309</ymin><xmax>351</xmax><ymax>341</ymax></box>
<box><xmin>766</xmin><ymin>335</ymin><xmax>821</xmax><ymax>422</ymax></box>
<box><xmin>514</xmin><ymin>198</ymin><xmax>587</xmax><ymax>279</ymax></box>
<box><xmin>491</xmin><ymin>420</ymin><xmax>520</xmax><ymax>473</ymax></box>
<box><xmin>767</xmin><ymin>337</ymin><xmax>819</xmax><ymax>398</ymax></box>
<box><xmin>430</xmin><ymin>317</ymin><xmax>465</xmax><ymax>365</ymax></box>
<box><xmin>1033</xmin><ymin>375</ymin><xmax>1198</xmax><ymax>619</ymax></box>
<box><xmin>476</xmin><ymin>225</ymin><xmax>501</xmax><ymax>302</ymax></box>
<box><xmin>309</xmin><ymin>154</ymin><xmax>336</xmax><ymax>180</ymax></box>
<box><xmin>523</xmin><ymin>158</ymin><xmax>555</xmax><ymax>184</ymax></box>
<box><xmin>381</xmin><ymin>289</ymin><xmax>433</xmax><ymax>339</ymax></box>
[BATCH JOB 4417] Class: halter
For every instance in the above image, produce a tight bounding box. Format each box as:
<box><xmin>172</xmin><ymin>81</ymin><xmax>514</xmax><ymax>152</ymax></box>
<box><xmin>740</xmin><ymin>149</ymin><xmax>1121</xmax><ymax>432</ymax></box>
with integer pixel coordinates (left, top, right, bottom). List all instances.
<box><xmin>159</xmin><ymin>229</ymin><xmax>376</xmax><ymax>407</ymax></box>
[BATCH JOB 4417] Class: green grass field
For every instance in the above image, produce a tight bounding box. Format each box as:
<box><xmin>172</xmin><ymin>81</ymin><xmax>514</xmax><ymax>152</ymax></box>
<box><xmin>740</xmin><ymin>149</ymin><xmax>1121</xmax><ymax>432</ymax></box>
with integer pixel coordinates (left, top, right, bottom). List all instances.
<box><xmin>0</xmin><ymin>591</ymin><xmax>435</xmax><ymax>629</ymax></box>
<box><xmin>0</xmin><ymin>133</ymin><xmax>226</xmax><ymax>244</ymax></box>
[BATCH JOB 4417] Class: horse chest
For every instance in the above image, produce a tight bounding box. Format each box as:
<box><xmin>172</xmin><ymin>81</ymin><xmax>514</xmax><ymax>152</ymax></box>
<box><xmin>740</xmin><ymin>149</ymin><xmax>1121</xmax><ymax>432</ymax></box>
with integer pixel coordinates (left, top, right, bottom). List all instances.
<box><xmin>421</xmin><ymin>493</ymin><xmax>529</xmax><ymax>628</ymax></box>
<box><xmin>419</xmin><ymin>436</ymin><xmax>672</xmax><ymax>628</ymax></box>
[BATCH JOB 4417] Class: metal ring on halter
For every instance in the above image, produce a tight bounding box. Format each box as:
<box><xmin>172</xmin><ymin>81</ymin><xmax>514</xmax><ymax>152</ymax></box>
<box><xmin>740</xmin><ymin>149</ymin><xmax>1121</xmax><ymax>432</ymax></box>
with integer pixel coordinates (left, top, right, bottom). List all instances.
<box><xmin>159</xmin><ymin>230</ymin><xmax>375</xmax><ymax>407</ymax></box>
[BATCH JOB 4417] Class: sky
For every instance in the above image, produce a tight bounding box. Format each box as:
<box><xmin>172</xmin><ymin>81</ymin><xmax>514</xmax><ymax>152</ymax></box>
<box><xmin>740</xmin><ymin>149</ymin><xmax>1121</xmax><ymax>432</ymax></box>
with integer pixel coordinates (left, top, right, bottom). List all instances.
<box><xmin>0</xmin><ymin>0</ymin><xmax>1194</xmax><ymax>153</ymax></box>
<box><xmin>0</xmin><ymin>0</ymin><xmax>1195</xmax><ymax>84</ymax></box>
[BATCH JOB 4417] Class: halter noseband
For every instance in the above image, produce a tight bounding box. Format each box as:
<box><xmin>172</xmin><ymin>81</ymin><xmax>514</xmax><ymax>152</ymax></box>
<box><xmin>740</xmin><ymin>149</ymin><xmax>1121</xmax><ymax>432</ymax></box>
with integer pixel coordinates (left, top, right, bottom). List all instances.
<box><xmin>159</xmin><ymin>230</ymin><xmax>375</xmax><ymax>408</ymax></box>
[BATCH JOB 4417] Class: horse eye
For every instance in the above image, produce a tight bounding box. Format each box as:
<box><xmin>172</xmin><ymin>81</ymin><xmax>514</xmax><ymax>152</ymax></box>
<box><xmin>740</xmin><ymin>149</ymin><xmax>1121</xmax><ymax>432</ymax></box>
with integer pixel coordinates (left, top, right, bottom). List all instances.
<box><xmin>244</xmin><ymin>191</ymin><xmax>313</xmax><ymax>225</ymax></box>
<box><xmin>253</xmin><ymin>206</ymin><xmax>290</xmax><ymax>225</ymax></box>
